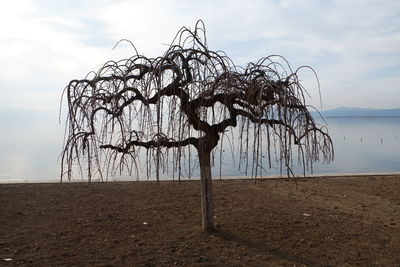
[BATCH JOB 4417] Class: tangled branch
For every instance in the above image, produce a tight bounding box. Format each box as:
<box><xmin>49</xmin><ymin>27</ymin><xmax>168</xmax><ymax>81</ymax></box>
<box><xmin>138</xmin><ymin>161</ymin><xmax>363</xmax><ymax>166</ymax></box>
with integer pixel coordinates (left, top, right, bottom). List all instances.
<box><xmin>61</xmin><ymin>20</ymin><xmax>333</xmax><ymax>182</ymax></box>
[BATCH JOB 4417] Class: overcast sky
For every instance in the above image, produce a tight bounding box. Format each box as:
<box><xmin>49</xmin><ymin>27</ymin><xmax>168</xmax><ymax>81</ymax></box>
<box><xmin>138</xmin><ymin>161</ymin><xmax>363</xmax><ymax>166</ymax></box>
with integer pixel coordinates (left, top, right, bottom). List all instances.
<box><xmin>1</xmin><ymin>0</ymin><xmax>399</xmax><ymax>111</ymax></box>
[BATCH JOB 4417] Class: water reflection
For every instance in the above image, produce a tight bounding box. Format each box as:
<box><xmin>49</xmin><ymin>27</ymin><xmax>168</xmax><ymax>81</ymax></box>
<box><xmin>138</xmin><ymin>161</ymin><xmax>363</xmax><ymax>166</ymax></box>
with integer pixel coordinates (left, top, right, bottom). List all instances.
<box><xmin>0</xmin><ymin>111</ymin><xmax>399</xmax><ymax>183</ymax></box>
<box><xmin>297</xmin><ymin>118</ymin><xmax>400</xmax><ymax>175</ymax></box>
<box><xmin>0</xmin><ymin>110</ymin><xmax>63</xmax><ymax>183</ymax></box>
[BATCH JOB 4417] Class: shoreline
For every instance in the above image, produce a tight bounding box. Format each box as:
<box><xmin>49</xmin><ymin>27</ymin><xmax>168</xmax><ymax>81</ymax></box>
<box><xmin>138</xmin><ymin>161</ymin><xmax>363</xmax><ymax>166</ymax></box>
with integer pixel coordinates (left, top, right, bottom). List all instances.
<box><xmin>1</xmin><ymin>171</ymin><xmax>400</xmax><ymax>185</ymax></box>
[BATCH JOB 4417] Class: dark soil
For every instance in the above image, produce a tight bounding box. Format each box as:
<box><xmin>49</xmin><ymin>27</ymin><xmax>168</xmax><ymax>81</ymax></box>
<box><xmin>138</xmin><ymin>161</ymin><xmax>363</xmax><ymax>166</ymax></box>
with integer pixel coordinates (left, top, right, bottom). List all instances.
<box><xmin>1</xmin><ymin>175</ymin><xmax>399</xmax><ymax>266</ymax></box>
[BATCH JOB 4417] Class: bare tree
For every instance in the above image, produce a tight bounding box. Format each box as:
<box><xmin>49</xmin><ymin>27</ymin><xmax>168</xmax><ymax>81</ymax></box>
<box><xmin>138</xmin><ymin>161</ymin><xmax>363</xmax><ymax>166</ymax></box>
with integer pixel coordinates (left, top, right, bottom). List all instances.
<box><xmin>61</xmin><ymin>21</ymin><xmax>333</xmax><ymax>232</ymax></box>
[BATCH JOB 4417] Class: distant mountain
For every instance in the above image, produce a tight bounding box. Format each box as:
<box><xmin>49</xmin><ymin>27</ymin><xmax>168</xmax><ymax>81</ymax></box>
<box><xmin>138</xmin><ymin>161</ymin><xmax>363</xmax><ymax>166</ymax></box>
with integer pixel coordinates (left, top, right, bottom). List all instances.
<box><xmin>313</xmin><ymin>107</ymin><xmax>400</xmax><ymax>118</ymax></box>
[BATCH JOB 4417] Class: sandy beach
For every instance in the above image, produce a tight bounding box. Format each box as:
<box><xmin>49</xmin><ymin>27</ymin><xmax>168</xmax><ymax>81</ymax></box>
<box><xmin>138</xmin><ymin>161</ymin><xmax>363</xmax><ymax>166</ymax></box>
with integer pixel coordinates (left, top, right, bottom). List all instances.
<box><xmin>1</xmin><ymin>175</ymin><xmax>399</xmax><ymax>266</ymax></box>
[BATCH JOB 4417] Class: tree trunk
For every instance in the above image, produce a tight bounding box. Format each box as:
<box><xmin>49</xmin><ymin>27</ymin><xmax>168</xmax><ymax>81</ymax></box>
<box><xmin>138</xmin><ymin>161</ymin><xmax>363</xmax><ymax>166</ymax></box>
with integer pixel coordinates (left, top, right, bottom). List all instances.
<box><xmin>198</xmin><ymin>149</ymin><xmax>214</xmax><ymax>232</ymax></box>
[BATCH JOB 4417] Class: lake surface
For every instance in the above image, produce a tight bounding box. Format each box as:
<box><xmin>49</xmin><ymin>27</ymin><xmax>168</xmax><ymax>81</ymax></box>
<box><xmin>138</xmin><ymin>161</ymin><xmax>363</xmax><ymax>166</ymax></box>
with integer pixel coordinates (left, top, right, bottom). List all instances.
<box><xmin>0</xmin><ymin>110</ymin><xmax>399</xmax><ymax>183</ymax></box>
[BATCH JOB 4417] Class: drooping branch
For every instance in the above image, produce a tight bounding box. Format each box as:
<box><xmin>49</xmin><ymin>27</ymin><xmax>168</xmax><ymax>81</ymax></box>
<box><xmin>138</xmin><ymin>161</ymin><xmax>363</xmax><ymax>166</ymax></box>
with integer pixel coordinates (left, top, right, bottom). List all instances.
<box><xmin>61</xmin><ymin>21</ymin><xmax>333</xmax><ymax>182</ymax></box>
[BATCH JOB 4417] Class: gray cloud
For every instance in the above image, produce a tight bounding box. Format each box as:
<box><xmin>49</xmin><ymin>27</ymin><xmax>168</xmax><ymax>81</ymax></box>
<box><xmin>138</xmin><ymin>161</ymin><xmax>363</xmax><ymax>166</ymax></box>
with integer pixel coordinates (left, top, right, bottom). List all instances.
<box><xmin>0</xmin><ymin>0</ymin><xmax>399</xmax><ymax>110</ymax></box>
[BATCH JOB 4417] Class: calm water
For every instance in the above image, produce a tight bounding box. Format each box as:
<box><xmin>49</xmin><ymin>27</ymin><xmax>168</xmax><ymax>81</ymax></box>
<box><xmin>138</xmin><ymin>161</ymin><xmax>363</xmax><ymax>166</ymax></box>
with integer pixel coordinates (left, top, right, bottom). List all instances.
<box><xmin>0</xmin><ymin>110</ymin><xmax>399</xmax><ymax>183</ymax></box>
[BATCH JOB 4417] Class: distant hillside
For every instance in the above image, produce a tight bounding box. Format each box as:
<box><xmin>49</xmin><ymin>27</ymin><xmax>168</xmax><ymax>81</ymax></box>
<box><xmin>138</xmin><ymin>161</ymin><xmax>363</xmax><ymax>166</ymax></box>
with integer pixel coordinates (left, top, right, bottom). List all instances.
<box><xmin>312</xmin><ymin>107</ymin><xmax>400</xmax><ymax>118</ymax></box>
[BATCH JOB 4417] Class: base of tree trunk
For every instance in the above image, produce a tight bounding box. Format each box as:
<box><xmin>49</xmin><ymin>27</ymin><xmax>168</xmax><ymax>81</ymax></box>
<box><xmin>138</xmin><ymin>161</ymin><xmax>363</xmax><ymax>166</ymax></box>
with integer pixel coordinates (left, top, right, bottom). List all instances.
<box><xmin>199</xmin><ymin>149</ymin><xmax>214</xmax><ymax>232</ymax></box>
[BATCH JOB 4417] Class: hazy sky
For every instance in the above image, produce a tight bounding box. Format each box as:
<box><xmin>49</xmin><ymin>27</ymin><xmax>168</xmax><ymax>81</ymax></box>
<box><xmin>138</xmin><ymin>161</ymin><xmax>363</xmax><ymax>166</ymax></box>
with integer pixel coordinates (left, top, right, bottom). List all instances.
<box><xmin>1</xmin><ymin>0</ymin><xmax>399</xmax><ymax>111</ymax></box>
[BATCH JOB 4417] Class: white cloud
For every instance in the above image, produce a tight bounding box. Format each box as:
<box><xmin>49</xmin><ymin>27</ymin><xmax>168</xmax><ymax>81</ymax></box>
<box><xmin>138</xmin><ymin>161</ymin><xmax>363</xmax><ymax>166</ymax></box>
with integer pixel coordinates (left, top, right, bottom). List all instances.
<box><xmin>0</xmin><ymin>0</ymin><xmax>399</xmax><ymax>110</ymax></box>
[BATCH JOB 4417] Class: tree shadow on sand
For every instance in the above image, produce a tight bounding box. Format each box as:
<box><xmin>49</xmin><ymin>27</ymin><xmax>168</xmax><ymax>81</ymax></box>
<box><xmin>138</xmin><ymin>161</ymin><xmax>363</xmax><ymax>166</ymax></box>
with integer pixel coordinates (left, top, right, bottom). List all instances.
<box><xmin>210</xmin><ymin>229</ymin><xmax>331</xmax><ymax>267</ymax></box>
